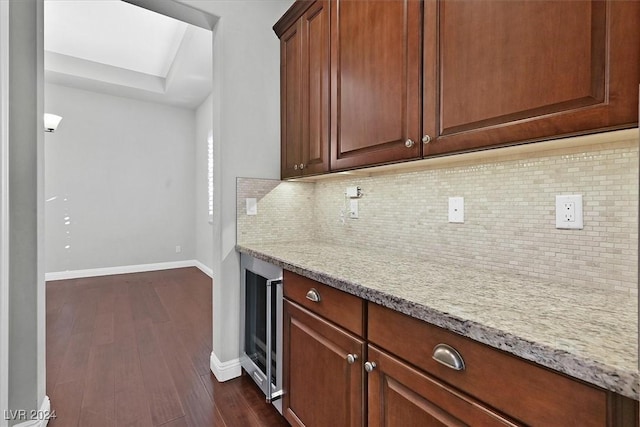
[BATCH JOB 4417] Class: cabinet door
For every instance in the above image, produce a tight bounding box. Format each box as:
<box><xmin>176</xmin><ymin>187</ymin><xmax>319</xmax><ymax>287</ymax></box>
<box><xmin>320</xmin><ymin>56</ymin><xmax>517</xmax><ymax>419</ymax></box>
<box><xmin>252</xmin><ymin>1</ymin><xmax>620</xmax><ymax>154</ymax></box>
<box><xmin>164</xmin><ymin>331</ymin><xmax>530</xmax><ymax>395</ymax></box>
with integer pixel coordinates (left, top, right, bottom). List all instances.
<box><xmin>283</xmin><ymin>300</ymin><xmax>365</xmax><ymax>427</ymax></box>
<box><xmin>367</xmin><ymin>346</ymin><xmax>519</xmax><ymax>427</ymax></box>
<box><xmin>301</xmin><ymin>0</ymin><xmax>330</xmax><ymax>176</ymax></box>
<box><xmin>425</xmin><ymin>0</ymin><xmax>640</xmax><ymax>156</ymax></box>
<box><xmin>330</xmin><ymin>0</ymin><xmax>422</xmax><ymax>170</ymax></box>
<box><xmin>280</xmin><ymin>20</ymin><xmax>303</xmax><ymax>178</ymax></box>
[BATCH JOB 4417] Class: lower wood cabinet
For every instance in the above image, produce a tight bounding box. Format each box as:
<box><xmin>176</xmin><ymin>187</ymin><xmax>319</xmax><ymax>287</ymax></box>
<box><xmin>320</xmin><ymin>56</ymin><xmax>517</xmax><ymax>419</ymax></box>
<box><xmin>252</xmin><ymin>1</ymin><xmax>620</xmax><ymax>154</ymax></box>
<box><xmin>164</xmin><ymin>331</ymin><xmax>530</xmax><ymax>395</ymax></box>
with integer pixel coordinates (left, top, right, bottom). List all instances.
<box><xmin>367</xmin><ymin>345</ymin><xmax>517</xmax><ymax>427</ymax></box>
<box><xmin>282</xmin><ymin>271</ymin><xmax>639</xmax><ymax>427</ymax></box>
<box><xmin>283</xmin><ymin>300</ymin><xmax>365</xmax><ymax>427</ymax></box>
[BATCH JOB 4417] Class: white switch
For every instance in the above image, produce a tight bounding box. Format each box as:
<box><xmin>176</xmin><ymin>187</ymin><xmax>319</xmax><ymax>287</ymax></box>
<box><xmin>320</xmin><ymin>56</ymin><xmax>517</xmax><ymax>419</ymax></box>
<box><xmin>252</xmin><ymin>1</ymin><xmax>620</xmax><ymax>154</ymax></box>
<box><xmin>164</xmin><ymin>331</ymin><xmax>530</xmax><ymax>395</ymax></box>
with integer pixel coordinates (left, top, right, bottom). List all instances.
<box><xmin>448</xmin><ymin>197</ymin><xmax>464</xmax><ymax>223</ymax></box>
<box><xmin>246</xmin><ymin>198</ymin><xmax>257</xmax><ymax>216</ymax></box>
<box><xmin>555</xmin><ymin>195</ymin><xmax>583</xmax><ymax>229</ymax></box>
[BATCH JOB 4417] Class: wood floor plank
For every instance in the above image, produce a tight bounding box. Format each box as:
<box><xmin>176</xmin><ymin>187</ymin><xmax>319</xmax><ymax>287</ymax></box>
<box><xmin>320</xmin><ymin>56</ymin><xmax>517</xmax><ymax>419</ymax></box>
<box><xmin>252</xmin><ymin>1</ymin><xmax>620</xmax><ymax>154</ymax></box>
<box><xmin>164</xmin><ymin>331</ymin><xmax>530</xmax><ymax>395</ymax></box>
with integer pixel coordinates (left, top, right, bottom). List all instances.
<box><xmin>142</xmin><ymin>285</ymin><xmax>170</xmax><ymax>324</ymax></box>
<box><xmin>113</xmin><ymin>290</ymin><xmax>136</xmax><ymax>344</ymax></box>
<box><xmin>113</xmin><ymin>336</ymin><xmax>154</xmax><ymax>427</ymax></box>
<box><xmin>78</xmin><ymin>408</ymin><xmax>116</xmax><ymax>427</ymax></box>
<box><xmin>176</xmin><ymin>325</ymin><xmax>211</xmax><ymax>377</ymax></box>
<box><xmin>92</xmin><ymin>312</ymin><xmax>115</xmax><ymax>346</ymax></box>
<box><xmin>81</xmin><ymin>343</ymin><xmax>115</xmax><ymax>423</ymax></box>
<box><xmin>154</xmin><ymin>320</ymin><xmax>216</xmax><ymax>426</ymax></box>
<box><xmin>235</xmin><ymin>376</ymin><xmax>290</xmax><ymax>427</ymax></box>
<box><xmin>71</xmin><ymin>294</ymin><xmax>98</xmax><ymax>335</ymax></box>
<box><xmin>135</xmin><ymin>320</ymin><xmax>184</xmax><ymax>425</ymax></box>
<box><xmin>115</xmin><ymin>385</ymin><xmax>154</xmax><ymax>427</ymax></box>
<box><xmin>157</xmin><ymin>416</ymin><xmax>188</xmax><ymax>427</ymax></box>
<box><xmin>129</xmin><ymin>284</ymin><xmax>152</xmax><ymax>322</ymax></box>
<box><xmin>47</xmin><ymin>304</ymin><xmax>75</xmax><ymax>393</ymax></box>
<box><xmin>47</xmin><ymin>268</ymin><xmax>287</xmax><ymax>427</ymax></box>
<box><xmin>56</xmin><ymin>331</ymin><xmax>93</xmax><ymax>384</ymax></box>
<box><xmin>48</xmin><ymin>379</ymin><xmax>84</xmax><ymax>427</ymax></box>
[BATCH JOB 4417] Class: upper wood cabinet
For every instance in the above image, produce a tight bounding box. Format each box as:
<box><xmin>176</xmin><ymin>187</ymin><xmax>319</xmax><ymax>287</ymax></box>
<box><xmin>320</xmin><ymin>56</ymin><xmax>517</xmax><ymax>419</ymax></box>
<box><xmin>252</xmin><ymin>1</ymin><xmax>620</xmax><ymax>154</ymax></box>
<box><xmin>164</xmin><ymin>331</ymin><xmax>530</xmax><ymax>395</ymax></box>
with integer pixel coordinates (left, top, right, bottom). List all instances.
<box><xmin>330</xmin><ymin>0</ymin><xmax>422</xmax><ymax>170</ymax></box>
<box><xmin>424</xmin><ymin>0</ymin><xmax>640</xmax><ymax>155</ymax></box>
<box><xmin>275</xmin><ymin>0</ymin><xmax>639</xmax><ymax>177</ymax></box>
<box><xmin>277</xmin><ymin>1</ymin><xmax>330</xmax><ymax>179</ymax></box>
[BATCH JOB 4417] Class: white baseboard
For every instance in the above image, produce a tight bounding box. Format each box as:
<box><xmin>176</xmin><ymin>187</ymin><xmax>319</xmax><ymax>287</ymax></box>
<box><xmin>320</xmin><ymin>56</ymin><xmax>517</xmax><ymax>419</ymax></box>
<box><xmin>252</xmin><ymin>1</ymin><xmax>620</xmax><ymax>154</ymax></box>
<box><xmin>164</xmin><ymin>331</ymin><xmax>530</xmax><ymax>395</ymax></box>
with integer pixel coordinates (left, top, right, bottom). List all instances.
<box><xmin>12</xmin><ymin>395</ymin><xmax>50</xmax><ymax>427</ymax></box>
<box><xmin>193</xmin><ymin>260</ymin><xmax>213</xmax><ymax>278</ymax></box>
<box><xmin>46</xmin><ymin>259</ymin><xmax>213</xmax><ymax>281</ymax></box>
<box><xmin>210</xmin><ymin>351</ymin><xmax>241</xmax><ymax>382</ymax></box>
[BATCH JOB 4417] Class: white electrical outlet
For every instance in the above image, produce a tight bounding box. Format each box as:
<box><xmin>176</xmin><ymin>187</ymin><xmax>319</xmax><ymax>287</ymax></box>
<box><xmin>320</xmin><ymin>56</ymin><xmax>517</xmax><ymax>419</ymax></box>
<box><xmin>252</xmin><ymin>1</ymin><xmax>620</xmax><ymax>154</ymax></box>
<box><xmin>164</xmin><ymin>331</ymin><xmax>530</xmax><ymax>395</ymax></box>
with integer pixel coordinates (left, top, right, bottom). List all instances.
<box><xmin>555</xmin><ymin>195</ymin><xmax>583</xmax><ymax>229</ymax></box>
<box><xmin>349</xmin><ymin>199</ymin><xmax>359</xmax><ymax>219</ymax></box>
<box><xmin>448</xmin><ymin>197</ymin><xmax>464</xmax><ymax>223</ymax></box>
<box><xmin>175</xmin><ymin>245</ymin><xmax>182</xmax><ymax>253</ymax></box>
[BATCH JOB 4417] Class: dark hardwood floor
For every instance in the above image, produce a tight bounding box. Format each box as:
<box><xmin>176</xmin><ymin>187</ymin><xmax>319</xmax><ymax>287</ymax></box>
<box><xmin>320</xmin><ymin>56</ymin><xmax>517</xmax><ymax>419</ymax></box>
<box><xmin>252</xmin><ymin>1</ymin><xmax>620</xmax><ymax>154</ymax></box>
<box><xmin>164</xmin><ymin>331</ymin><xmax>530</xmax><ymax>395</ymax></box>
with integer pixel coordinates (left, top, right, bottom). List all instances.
<box><xmin>46</xmin><ymin>267</ymin><xmax>289</xmax><ymax>427</ymax></box>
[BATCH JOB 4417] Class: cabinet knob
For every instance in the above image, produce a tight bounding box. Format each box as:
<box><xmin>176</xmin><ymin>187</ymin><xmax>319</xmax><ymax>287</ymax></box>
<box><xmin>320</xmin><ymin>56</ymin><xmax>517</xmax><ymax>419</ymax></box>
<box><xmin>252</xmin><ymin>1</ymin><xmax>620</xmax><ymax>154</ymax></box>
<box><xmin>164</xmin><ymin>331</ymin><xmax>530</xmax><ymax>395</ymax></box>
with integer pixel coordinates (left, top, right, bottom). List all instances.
<box><xmin>346</xmin><ymin>354</ymin><xmax>358</xmax><ymax>364</ymax></box>
<box><xmin>432</xmin><ymin>344</ymin><xmax>465</xmax><ymax>371</ymax></box>
<box><xmin>305</xmin><ymin>288</ymin><xmax>321</xmax><ymax>303</ymax></box>
<box><xmin>404</xmin><ymin>139</ymin><xmax>415</xmax><ymax>148</ymax></box>
<box><xmin>293</xmin><ymin>164</ymin><xmax>298</xmax><ymax>170</ymax></box>
<box><xmin>364</xmin><ymin>361</ymin><xmax>376</xmax><ymax>372</ymax></box>
<box><xmin>300</xmin><ymin>163</ymin><xmax>305</xmax><ymax>170</ymax></box>
<box><xmin>422</xmin><ymin>134</ymin><xmax>431</xmax><ymax>144</ymax></box>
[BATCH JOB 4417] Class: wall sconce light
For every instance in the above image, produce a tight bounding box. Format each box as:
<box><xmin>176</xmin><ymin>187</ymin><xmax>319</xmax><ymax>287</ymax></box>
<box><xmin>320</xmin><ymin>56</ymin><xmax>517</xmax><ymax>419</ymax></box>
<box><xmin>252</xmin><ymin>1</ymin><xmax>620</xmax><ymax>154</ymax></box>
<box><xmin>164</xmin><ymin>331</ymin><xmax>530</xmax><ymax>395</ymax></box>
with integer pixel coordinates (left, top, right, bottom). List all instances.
<box><xmin>44</xmin><ymin>113</ymin><xmax>63</xmax><ymax>133</ymax></box>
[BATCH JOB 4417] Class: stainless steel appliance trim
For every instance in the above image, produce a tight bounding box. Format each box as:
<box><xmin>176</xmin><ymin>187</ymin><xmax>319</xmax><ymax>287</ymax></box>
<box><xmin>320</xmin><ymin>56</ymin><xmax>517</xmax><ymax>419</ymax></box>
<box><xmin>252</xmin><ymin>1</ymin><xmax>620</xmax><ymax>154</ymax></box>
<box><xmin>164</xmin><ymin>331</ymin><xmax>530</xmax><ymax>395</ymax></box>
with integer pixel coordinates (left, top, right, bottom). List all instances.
<box><xmin>266</xmin><ymin>277</ymin><xmax>284</xmax><ymax>403</ymax></box>
<box><xmin>239</xmin><ymin>254</ymin><xmax>284</xmax><ymax>414</ymax></box>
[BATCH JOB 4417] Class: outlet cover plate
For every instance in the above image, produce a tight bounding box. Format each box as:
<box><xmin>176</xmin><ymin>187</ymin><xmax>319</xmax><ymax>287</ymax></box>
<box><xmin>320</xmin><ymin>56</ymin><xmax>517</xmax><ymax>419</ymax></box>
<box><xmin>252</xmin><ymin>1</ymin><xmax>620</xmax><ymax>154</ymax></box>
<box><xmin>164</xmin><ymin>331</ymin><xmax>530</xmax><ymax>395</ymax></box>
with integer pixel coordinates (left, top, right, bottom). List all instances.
<box><xmin>555</xmin><ymin>195</ymin><xmax>583</xmax><ymax>229</ymax></box>
<box><xmin>349</xmin><ymin>199</ymin><xmax>359</xmax><ymax>219</ymax></box>
<box><xmin>448</xmin><ymin>197</ymin><xmax>464</xmax><ymax>223</ymax></box>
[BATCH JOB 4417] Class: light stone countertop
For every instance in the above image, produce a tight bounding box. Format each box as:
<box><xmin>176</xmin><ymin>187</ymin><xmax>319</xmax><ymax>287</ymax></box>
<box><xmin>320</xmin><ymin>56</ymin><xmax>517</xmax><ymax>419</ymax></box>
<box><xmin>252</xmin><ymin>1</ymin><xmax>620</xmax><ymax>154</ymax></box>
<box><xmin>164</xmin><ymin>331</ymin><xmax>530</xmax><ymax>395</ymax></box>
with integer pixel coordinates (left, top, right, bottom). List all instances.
<box><xmin>237</xmin><ymin>241</ymin><xmax>639</xmax><ymax>400</ymax></box>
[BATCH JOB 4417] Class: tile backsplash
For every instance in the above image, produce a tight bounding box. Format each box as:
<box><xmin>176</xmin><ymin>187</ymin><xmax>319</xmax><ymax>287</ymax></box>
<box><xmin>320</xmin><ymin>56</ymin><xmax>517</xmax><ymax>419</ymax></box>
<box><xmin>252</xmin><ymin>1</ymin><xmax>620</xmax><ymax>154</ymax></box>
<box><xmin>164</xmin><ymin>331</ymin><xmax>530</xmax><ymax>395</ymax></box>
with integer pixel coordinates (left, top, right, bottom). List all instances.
<box><xmin>238</xmin><ymin>134</ymin><xmax>638</xmax><ymax>295</ymax></box>
<box><xmin>237</xmin><ymin>178</ymin><xmax>316</xmax><ymax>245</ymax></box>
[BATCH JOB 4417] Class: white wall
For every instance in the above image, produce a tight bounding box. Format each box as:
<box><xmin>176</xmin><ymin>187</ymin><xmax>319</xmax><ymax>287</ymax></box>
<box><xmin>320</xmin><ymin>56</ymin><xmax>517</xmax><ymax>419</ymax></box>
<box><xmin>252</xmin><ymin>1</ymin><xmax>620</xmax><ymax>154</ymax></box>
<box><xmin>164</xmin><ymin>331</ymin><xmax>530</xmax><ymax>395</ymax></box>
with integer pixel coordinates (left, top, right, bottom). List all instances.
<box><xmin>195</xmin><ymin>92</ymin><xmax>213</xmax><ymax>271</ymax></box>
<box><xmin>44</xmin><ymin>83</ymin><xmax>196</xmax><ymax>273</ymax></box>
<box><xmin>2</xmin><ymin>0</ymin><xmax>46</xmax><ymax>425</ymax></box>
<box><xmin>180</xmin><ymin>0</ymin><xmax>291</xmax><ymax>367</ymax></box>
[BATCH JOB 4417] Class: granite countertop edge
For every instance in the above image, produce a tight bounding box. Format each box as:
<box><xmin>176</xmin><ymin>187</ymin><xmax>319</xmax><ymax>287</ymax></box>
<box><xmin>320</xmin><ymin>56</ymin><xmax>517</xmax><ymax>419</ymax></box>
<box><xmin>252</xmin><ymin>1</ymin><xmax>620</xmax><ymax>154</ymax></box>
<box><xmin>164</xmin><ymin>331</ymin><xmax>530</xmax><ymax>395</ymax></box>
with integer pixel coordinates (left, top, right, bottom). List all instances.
<box><xmin>237</xmin><ymin>244</ymin><xmax>639</xmax><ymax>400</ymax></box>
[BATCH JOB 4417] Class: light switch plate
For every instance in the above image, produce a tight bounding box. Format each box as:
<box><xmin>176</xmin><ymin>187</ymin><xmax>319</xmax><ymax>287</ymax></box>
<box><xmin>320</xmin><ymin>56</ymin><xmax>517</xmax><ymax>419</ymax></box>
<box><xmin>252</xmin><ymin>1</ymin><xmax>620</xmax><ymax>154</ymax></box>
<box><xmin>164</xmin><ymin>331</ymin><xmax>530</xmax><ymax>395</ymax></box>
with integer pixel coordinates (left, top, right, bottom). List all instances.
<box><xmin>246</xmin><ymin>198</ymin><xmax>257</xmax><ymax>216</ymax></box>
<box><xmin>448</xmin><ymin>197</ymin><xmax>464</xmax><ymax>223</ymax></box>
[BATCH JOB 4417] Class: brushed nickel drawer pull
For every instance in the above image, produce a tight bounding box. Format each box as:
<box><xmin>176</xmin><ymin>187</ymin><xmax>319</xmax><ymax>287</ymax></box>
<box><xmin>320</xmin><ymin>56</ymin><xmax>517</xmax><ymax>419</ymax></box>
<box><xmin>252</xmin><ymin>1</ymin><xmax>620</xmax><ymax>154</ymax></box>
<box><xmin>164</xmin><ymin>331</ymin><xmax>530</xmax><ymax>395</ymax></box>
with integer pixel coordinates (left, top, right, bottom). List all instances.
<box><xmin>432</xmin><ymin>344</ymin><xmax>465</xmax><ymax>371</ymax></box>
<box><xmin>305</xmin><ymin>288</ymin><xmax>321</xmax><ymax>303</ymax></box>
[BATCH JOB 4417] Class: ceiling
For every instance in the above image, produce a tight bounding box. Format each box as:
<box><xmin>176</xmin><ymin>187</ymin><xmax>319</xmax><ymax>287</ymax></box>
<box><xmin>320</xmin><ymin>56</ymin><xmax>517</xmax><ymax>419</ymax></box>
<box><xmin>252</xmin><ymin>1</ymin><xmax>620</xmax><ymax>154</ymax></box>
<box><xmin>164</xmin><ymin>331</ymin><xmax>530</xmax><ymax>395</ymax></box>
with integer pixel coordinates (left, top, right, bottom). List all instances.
<box><xmin>44</xmin><ymin>0</ymin><xmax>213</xmax><ymax>109</ymax></box>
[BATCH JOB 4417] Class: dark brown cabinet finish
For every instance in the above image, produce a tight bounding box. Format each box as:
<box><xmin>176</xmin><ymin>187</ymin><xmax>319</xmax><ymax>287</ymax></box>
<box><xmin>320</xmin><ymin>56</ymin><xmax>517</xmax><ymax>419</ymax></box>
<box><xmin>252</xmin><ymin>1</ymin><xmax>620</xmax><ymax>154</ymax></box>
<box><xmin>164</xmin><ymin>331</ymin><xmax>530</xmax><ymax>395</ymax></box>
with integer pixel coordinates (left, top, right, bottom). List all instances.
<box><xmin>277</xmin><ymin>0</ymin><xmax>639</xmax><ymax>176</ymax></box>
<box><xmin>283</xmin><ymin>270</ymin><xmax>364</xmax><ymax>335</ymax></box>
<box><xmin>367</xmin><ymin>345</ymin><xmax>518</xmax><ymax>427</ymax></box>
<box><xmin>278</xmin><ymin>1</ymin><xmax>330</xmax><ymax>179</ymax></box>
<box><xmin>425</xmin><ymin>0</ymin><xmax>640</xmax><ymax>156</ymax></box>
<box><xmin>368</xmin><ymin>302</ymin><xmax>638</xmax><ymax>427</ymax></box>
<box><xmin>330</xmin><ymin>0</ymin><xmax>422</xmax><ymax>170</ymax></box>
<box><xmin>281</xmin><ymin>270</ymin><xmax>638</xmax><ymax>427</ymax></box>
<box><xmin>283</xmin><ymin>300</ymin><xmax>365</xmax><ymax>427</ymax></box>
<box><xmin>280</xmin><ymin>20</ymin><xmax>303</xmax><ymax>178</ymax></box>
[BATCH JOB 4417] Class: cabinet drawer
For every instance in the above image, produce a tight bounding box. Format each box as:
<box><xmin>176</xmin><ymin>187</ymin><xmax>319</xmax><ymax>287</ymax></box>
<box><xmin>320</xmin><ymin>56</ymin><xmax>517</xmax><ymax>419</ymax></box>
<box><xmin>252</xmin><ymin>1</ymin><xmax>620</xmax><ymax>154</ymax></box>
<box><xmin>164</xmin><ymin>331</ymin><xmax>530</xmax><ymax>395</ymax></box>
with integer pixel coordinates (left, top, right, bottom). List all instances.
<box><xmin>284</xmin><ymin>270</ymin><xmax>364</xmax><ymax>336</ymax></box>
<box><xmin>368</xmin><ymin>302</ymin><xmax>608</xmax><ymax>427</ymax></box>
<box><xmin>367</xmin><ymin>345</ymin><xmax>519</xmax><ymax>427</ymax></box>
